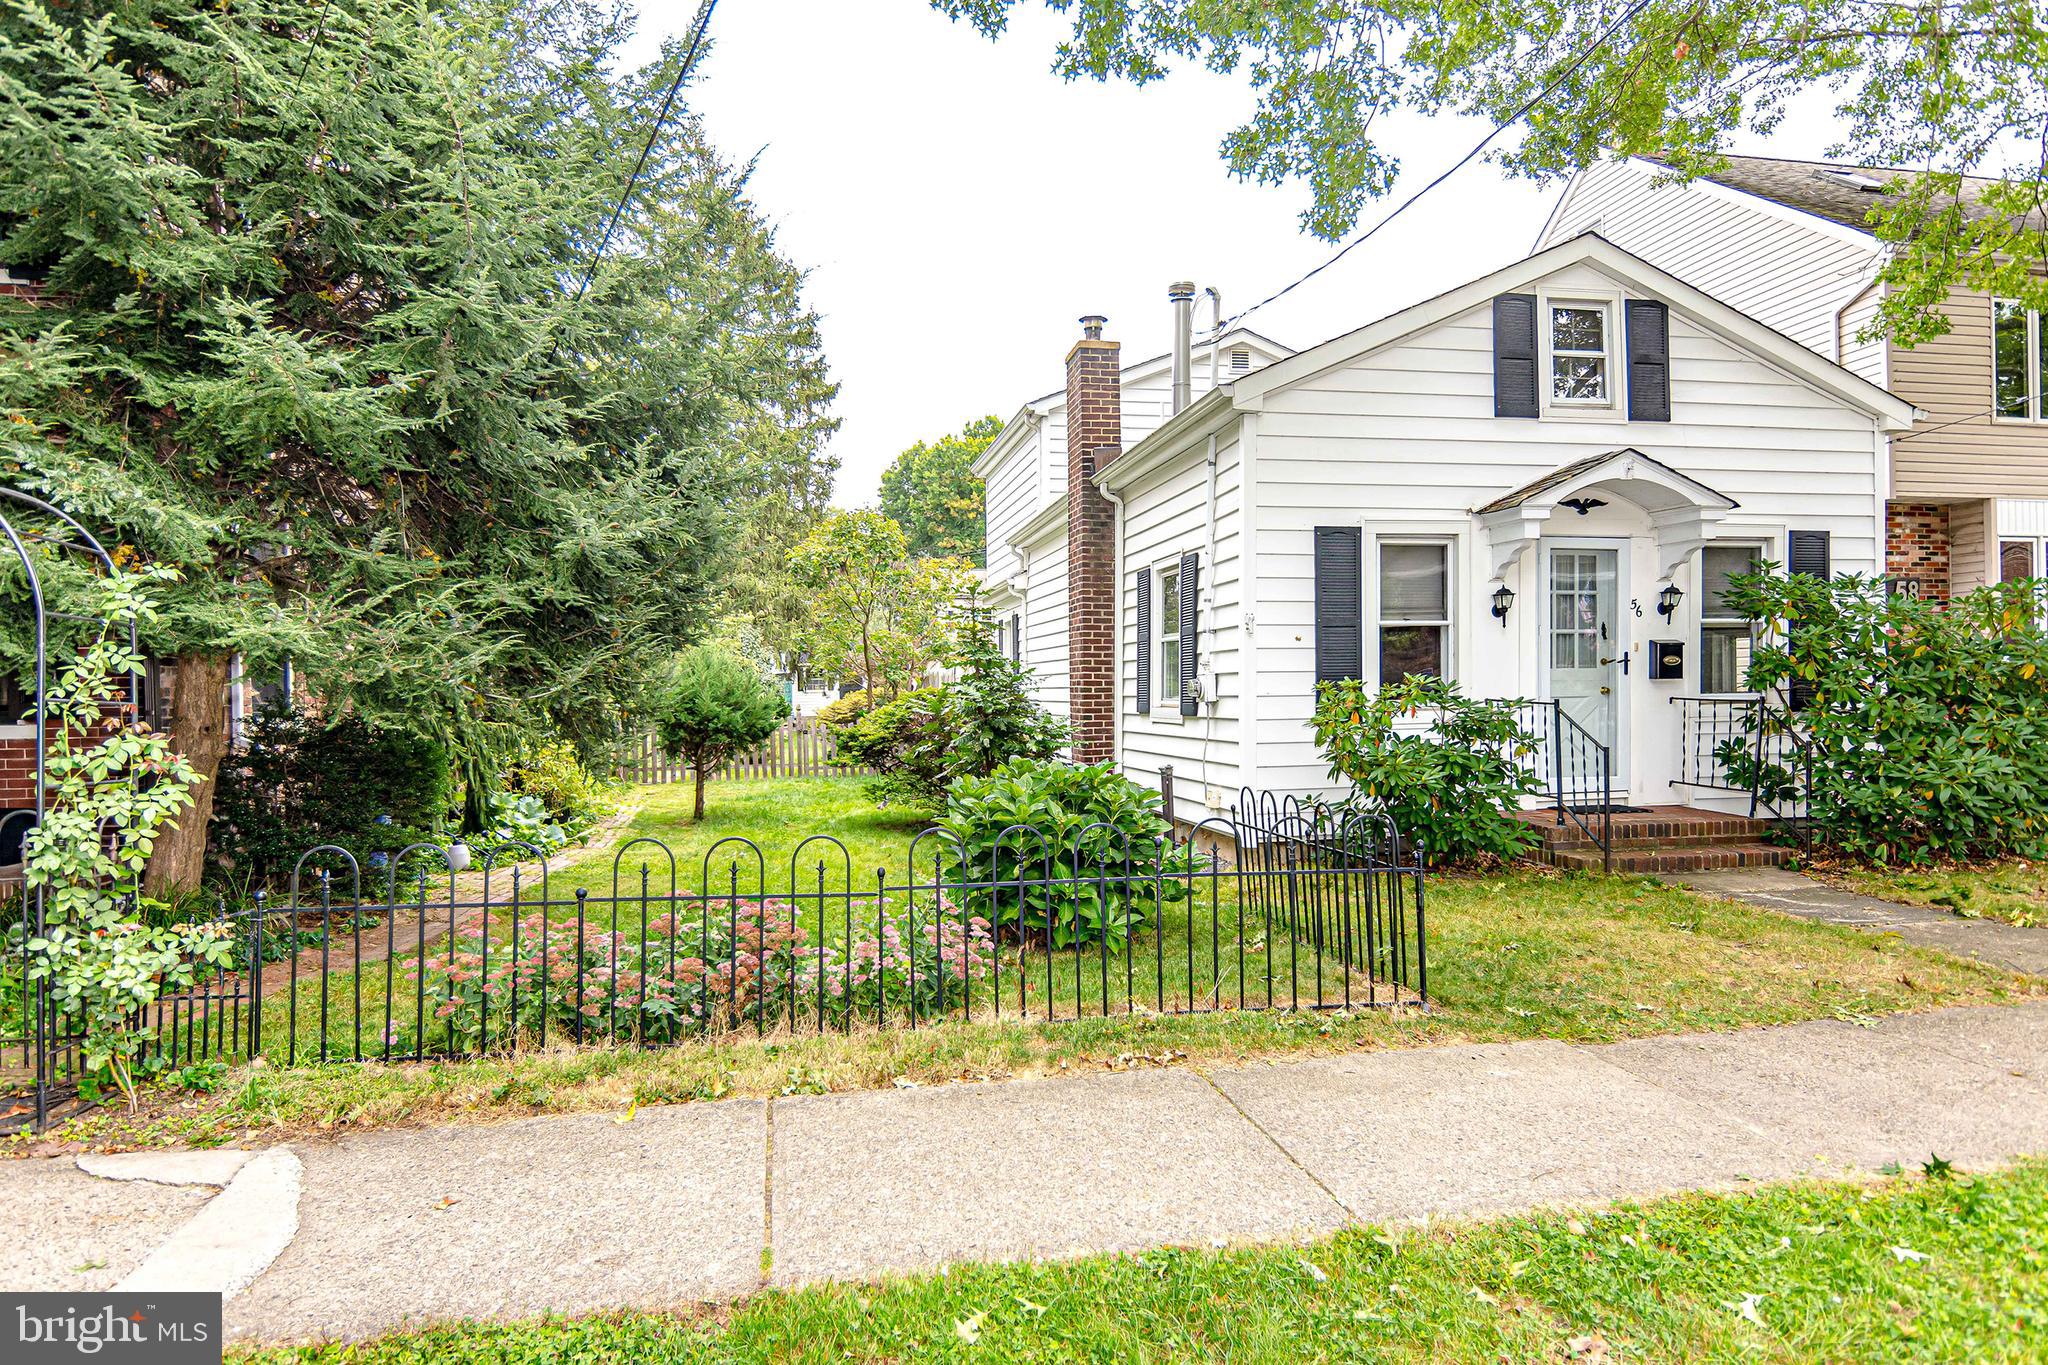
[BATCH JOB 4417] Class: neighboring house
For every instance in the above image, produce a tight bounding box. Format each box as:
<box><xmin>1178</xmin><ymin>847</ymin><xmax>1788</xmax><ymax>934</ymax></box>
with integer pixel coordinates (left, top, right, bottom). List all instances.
<box><xmin>982</xmin><ymin>234</ymin><xmax>1915</xmax><ymax>827</ymax></box>
<box><xmin>973</xmin><ymin>303</ymin><xmax>1291</xmax><ymax>730</ymax></box>
<box><xmin>1539</xmin><ymin>154</ymin><xmax>2048</xmax><ymax>598</ymax></box>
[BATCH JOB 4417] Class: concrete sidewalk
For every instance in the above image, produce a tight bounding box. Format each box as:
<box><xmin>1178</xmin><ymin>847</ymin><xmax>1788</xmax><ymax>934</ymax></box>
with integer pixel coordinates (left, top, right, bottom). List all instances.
<box><xmin>1672</xmin><ymin>866</ymin><xmax>2048</xmax><ymax>976</ymax></box>
<box><xmin>7</xmin><ymin>1001</ymin><xmax>2045</xmax><ymax>1345</ymax></box>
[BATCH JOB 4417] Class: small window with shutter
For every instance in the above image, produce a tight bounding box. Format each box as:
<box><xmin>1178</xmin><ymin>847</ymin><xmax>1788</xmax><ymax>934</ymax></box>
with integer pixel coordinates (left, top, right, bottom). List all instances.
<box><xmin>1156</xmin><ymin>566</ymin><xmax>1181</xmax><ymax>708</ymax></box>
<box><xmin>1378</xmin><ymin>541</ymin><xmax>1452</xmax><ymax>683</ymax></box>
<box><xmin>1700</xmin><ymin>543</ymin><xmax>1764</xmax><ymax>694</ymax></box>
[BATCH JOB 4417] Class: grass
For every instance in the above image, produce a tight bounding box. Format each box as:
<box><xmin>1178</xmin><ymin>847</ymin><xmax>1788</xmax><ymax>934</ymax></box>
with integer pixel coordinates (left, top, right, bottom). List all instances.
<box><xmin>232</xmin><ymin>1161</ymin><xmax>2048</xmax><ymax>1363</ymax></box>
<box><xmin>1828</xmin><ymin>859</ymin><xmax>2047</xmax><ymax>928</ymax></box>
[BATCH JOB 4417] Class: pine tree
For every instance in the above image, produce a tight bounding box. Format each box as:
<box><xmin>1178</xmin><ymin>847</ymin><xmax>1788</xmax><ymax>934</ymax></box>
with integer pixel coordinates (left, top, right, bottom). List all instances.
<box><xmin>0</xmin><ymin>0</ymin><xmax>837</xmax><ymax>888</ymax></box>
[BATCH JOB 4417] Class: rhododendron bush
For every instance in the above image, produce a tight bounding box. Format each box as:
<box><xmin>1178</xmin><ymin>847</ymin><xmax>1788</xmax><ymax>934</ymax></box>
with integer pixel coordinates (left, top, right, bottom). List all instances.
<box><xmin>392</xmin><ymin>896</ymin><xmax>997</xmax><ymax>1052</ymax></box>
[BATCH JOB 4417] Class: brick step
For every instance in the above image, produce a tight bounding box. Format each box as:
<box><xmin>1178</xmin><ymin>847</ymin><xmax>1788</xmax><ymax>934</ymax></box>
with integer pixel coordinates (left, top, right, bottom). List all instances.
<box><xmin>1528</xmin><ymin>840</ymin><xmax>1790</xmax><ymax>875</ymax></box>
<box><xmin>1528</xmin><ymin>826</ymin><xmax>1771</xmax><ymax>851</ymax></box>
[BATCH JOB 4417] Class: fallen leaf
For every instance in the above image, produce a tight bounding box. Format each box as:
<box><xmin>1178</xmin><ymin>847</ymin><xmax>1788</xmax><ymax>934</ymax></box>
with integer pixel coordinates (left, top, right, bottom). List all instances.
<box><xmin>1890</xmin><ymin>1244</ymin><xmax>1931</xmax><ymax>1263</ymax></box>
<box><xmin>1298</xmin><ymin>1258</ymin><xmax>1329</xmax><ymax>1283</ymax></box>
<box><xmin>1566</xmin><ymin>1218</ymin><xmax>1587</xmax><ymax>1236</ymax></box>
<box><xmin>892</xmin><ymin>1077</ymin><xmax>920</xmax><ymax>1089</ymax></box>
<box><xmin>611</xmin><ymin>1102</ymin><xmax>638</xmax><ymax>1124</ymax></box>
<box><xmin>1015</xmin><ymin>1297</ymin><xmax>1046</xmax><ymax>1320</ymax></box>
<box><xmin>1728</xmin><ymin>1292</ymin><xmax>1764</xmax><ymax>1324</ymax></box>
<box><xmin>1469</xmin><ymin>1286</ymin><xmax>1498</xmax><ymax>1305</ymax></box>
<box><xmin>432</xmin><ymin>1196</ymin><xmax>458</xmax><ymax>1210</ymax></box>
<box><xmin>954</xmin><ymin>1312</ymin><xmax>984</xmax><ymax>1345</ymax></box>
<box><xmin>1565</xmin><ymin>1333</ymin><xmax>1610</xmax><ymax>1362</ymax></box>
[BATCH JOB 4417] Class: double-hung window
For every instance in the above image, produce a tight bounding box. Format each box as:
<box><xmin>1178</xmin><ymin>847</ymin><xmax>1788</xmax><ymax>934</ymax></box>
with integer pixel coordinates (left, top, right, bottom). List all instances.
<box><xmin>1700</xmin><ymin>544</ymin><xmax>1764</xmax><ymax>694</ymax></box>
<box><xmin>2004</xmin><ymin>538</ymin><xmax>2043</xmax><ymax>582</ymax></box>
<box><xmin>1548</xmin><ymin>301</ymin><xmax>1613</xmax><ymax>406</ymax></box>
<box><xmin>1379</xmin><ymin>542</ymin><xmax>1451</xmax><ymax>682</ymax></box>
<box><xmin>1157</xmin><ymin>566</ymin><xmax>1181</xmax><ymax>707</ymax></box>
<box><xmin>1994</xmin><ymin>300</ymin><xmax>2048</xmax><ymax>422</ymax></box>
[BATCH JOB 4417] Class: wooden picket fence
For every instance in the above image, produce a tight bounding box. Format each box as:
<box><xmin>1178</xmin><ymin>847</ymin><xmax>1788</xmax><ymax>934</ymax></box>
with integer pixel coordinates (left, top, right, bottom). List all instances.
<box><xmin>615</xmin><ymin>716</ymin><xmax>870</xmax><ymax>786</ymax></box>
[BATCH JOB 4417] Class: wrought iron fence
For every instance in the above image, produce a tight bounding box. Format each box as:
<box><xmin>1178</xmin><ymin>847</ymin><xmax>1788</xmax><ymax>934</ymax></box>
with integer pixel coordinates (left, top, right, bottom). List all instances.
<box><xmin>6</xmin><ymin>792</ymin><xmax>1425</xmax><ymax>1112</ymax></box>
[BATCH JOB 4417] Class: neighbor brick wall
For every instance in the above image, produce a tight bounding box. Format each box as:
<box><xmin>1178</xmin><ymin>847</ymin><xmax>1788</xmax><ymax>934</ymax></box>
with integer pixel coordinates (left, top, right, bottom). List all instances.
<box><xmin>1065</xmin><ymin>319</ymin><xmax>1121</xmax><ymax>765</ymax></box>
<box><xmin>1886</xmin><ymin>501</ymin><xmax>1951</xmax><ymax>601</ymax></box>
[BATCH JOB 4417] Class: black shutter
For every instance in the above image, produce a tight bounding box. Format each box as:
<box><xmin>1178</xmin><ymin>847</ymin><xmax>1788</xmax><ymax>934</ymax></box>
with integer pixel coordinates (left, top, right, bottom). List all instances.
<box><xmin>1178</xmin><ymin>550</ymin><xmax>1199</xmax><ymax>716</ymax></box>
<box><xmin>1010</xmin><ymin>612</ymin><xmax>1021</xmax><ymax>661</ymax></box>
<box><xmin>1625</xmin><ymin>299</ymin><xmax>1671</xmax><ymax>422</ymax></box>
<box><xmin>1493</xmin><ymin>293</ymin><xmax>1540</xmax><ymax>418</ymax></box>
<box><xmin>1313</xmin><ymin>526</ymin><xmax>1363</xmax><ymax>687</ymax></box>
<box><xmin>1785</xmin><ymin>530</ymin><xmax>1832</xmax><ymax>711</ymax></box>
<box><xmin>1134</xmin><ymin>569</ymin><xmax>1151</xmax><ymax>714</ymax></box>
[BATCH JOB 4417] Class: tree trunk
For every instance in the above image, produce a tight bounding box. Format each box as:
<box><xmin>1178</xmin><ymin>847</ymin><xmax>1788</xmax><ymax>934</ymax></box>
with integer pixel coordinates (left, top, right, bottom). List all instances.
<box><xmin>143</xmin><ymin>651</ymin><xmax>234</xmax><ymax>897</ymax></box>
<box><xmin>692</xmin><ymin>757</ymin><xmax>707</xmax><ymax>821</ymax></box>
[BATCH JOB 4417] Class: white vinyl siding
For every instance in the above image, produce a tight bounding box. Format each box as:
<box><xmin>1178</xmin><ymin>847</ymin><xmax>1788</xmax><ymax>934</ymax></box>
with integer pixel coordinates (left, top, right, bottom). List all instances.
<box><xmin>1022</xmin><ymin>536</ymin><xmax>1070</xmax><ymax>726</ymax></box>
<box><xmin>1243</xmin><ymin>258</ymin><xmax>1884</xmax><ymax>796</ymax></box>
<box><xmin>1116</xmin><ymin>431</ymin><xmax>1247</xmax><ymax>823</ymax></box>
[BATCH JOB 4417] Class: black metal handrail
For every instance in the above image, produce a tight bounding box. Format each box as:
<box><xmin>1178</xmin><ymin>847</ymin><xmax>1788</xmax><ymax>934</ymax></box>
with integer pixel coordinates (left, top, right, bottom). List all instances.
<box><xmin>1501</xmin><ymin>699</ymin><xmax>1613</xmax><ymax>873</ymax></box>
<box><xmin>1669</xmin><ymin>693</ymin><xmax>1815</xmax><ymax>856</ymax></box>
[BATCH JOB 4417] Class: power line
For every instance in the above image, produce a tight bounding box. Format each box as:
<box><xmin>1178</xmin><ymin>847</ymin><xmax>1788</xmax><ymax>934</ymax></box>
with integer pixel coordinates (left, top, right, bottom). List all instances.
<box><xmin>290</xmin><ymin>0</ymin><xmax>335</xmax><ymax>101</ymax></box>
<box><xmin>1891</xmin><ymin>403</ymin><xmax>2008</xmax><ymax>441</ymax></box>
<box><xmin>1219</xmin><ymin>0</ymin><xmax>1656</xmax><ymax>333</ymax></box>
<box><xmin>570</xmin><ymin>0</ymin><xmax>720</xmax><ymax>305</ymax></box>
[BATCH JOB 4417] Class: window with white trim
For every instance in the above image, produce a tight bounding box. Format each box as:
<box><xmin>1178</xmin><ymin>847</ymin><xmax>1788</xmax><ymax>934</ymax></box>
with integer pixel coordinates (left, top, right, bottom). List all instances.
<box><xmin>1547</xmin><ymin>301</ymin><xmax>1613</xmax><ymax>405</ymax></box>
<box><xmin>2003</xmin><ymin>538</ymin><xmax>2042</xmax><ymax>582</ymax></box>
<box><xmin>1378</xmin><ymin>541</ymin><xmax>1451</xmax><ymax>682</ymax></box>
<box><xmin>1157</xmin><ymin>566</ymin><xmax>1181</xmax><ymax>706</ymax></box>
<box><xmin>1994</xmin><ymin>299</ymin><xmax>2048</xmax><ymax>422</ymax></box>
<box><xmin>1700</xmin><ymin>543</ymin><xmax>1765</xmax><ymax>694</ymax></box>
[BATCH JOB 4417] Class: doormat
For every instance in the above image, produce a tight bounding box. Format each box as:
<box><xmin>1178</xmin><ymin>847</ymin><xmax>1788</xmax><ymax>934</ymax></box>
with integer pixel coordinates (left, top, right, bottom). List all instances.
<box><xmin>1565</xmin><ymin>804</ymin><xmax>1652</xmax><ymax>815</ymax></box>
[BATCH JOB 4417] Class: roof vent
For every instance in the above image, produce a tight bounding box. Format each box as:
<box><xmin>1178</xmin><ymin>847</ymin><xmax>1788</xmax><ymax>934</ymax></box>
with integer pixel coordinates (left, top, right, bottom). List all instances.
<box><xmin>1818</xmin><ymin>169</ymin><xmax>1884</xmax><ymax>192</ymax></box>
<box><xmin>1230</xmin><ymin>348</ymin><xmax>1251</xmax><ymax>372</ymax></box>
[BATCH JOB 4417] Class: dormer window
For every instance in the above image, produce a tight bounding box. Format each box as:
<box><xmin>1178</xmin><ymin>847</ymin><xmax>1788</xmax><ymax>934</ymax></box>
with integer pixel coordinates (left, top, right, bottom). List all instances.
<box><xmin>1548</xmin><ymin>302</ymin><xmax>1612</xmax><ymax>405</ymax></box>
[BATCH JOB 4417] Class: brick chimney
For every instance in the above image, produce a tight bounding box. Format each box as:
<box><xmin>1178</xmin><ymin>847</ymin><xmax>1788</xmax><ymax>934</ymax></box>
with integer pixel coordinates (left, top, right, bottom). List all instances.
<box><xmin>1065</xmin><ymin>314</ymin><xmax>1121</xmax><ymax>765</ymax></box>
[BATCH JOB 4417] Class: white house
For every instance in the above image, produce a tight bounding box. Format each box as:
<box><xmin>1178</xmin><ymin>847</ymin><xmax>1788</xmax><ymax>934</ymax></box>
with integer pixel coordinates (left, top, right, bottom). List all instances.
<box><xmin>972</xmin><ymin>300</ymin><xmax>1290</xmax><ymax>727</ymax></box>
<box><xmin>1539</xmin><ymin>154</ymin><xmax>2048</xmax><ymax>598</ymax></box>
<box><xmin>982</xmin><ymin>234</ymin><xmax>1918</xmax><ymax>841</ymax></box>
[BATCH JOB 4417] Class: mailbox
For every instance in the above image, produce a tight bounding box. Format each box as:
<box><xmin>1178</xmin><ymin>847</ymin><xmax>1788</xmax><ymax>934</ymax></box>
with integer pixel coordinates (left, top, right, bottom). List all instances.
<box><xmin>1649</xmin><ymin>640</ymin><xmax>1685</xmax><ymax>681</ymax></box>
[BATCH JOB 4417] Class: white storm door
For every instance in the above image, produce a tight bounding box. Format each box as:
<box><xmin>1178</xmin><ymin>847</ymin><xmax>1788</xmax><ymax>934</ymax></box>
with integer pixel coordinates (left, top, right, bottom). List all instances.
<box><xmin>1545</xmin><ymin>545</ymin><xmax>1627</xmax><ymax>785</ymax></box>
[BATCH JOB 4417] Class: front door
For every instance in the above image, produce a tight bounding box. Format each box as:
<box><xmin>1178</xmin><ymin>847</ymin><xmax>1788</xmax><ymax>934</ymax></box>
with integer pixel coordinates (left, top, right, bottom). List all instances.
<box><xmin>1545</xmin><ymin>544</ymin><xmax>1627</xmax><ymax>786</ymax></box>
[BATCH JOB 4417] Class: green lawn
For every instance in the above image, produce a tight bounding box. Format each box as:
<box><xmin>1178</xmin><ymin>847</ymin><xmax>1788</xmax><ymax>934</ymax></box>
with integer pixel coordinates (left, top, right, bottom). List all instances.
<box><xmin>1831</xmin><ymin>860</ymin><xmax>2047</xmax><ymax>928</ymax></box>
<box><xmin>233</xmin><ymin>1161</ymin><xmax>2048</xmax><ymax>1363</ymax></box>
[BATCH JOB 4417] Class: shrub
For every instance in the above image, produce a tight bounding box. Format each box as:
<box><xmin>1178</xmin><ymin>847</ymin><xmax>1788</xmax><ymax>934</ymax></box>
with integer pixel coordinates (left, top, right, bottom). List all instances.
<box><xmin>19</xmin><ymin>569</ymin><xmax>237</xmax><ymax>1105</ymax></box>
<box><xmin>939</xmin><ymin>759</ymin><xmax>1193</xmax><ymax>950</ymax></box>
<box><xmin>815</xmin><ymin>689</ymin><xmax>872</xmax><ymax>728</ymax></box>
<box><xmin>832</xmin><ymin>687</ymin><xmax>949</xmax><ymax>806</ymax></box>
<box><xmin>1310</xmin><ymin>675</ymin><xmax>1542</xmax><ymax>866</ymax></box>
<box><xmin>832</xmin><ymin>612</ymin><xmax>1067</xmax><ymax>811</ymax></box>
<box><xmin>1721</xmin><ymin>572</ymin><xmax>2048</xmax><ymax>863</ymax></box>
<box><xmin>651</xmin><ymin>645</ymin><xmax>790</xmax><ymax>820</ymax></box>
<box><xmin>209</xmin><ymin>711</ymin><xmax>454</xmax><ymax>887</ymax></box>
<box><xmin>501</xmin><ymin>740</ymin><xmax>622</xmax><ymax>834</ymax></box>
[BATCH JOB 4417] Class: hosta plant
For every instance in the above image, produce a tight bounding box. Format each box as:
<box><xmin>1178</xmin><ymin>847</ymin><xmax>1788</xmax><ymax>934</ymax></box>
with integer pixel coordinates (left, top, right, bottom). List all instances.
<box><xmin>938</xmin><ymin>759</ymin><xmax>1194</xmax><ymax>950</ymax></box>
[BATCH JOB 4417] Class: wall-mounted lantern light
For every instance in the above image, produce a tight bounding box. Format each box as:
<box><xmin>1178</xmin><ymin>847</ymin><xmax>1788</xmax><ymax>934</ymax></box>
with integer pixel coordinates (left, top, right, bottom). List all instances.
<box><xmin>1656</xmin><ymin>582</ymin><xmax>1684</xmax><ymax>619</ymax></box>
<box><xmin>1491</xmin><ymin>582</ymin><xmax>1516</xmax><ymax>626</ymax></box>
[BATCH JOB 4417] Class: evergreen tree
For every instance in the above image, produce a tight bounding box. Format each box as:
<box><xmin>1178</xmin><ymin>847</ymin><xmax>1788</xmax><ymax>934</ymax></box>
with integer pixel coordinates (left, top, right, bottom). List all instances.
<box><xmin>0</xmin><ymin>0</ymin><xmax>836</xmax><ymax>888</ymax></box>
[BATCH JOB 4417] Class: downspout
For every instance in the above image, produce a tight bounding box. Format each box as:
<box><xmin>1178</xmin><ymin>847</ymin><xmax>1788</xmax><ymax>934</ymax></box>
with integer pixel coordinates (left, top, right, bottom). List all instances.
<box><xmin>1200</xmin><ymin>431</ymin><xmax>1220</xmax><ymax>807</ymax></box>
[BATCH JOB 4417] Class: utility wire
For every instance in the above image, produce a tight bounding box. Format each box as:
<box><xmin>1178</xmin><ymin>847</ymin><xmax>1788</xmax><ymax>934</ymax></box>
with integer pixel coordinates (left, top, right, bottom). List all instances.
<box><xmin>1219</xmin><ymin>0</ymin><xmax>1656</xmax><ymax>334</ymax></box>
<box><xmin>570</xmin><ymin>0</ymin><xmax>720</xmax><ymax>305</ymax></box>
<box><xmin>290</xmin><ymin>0</ymin><xmax>335</xmax><ymax>101</ymax></box>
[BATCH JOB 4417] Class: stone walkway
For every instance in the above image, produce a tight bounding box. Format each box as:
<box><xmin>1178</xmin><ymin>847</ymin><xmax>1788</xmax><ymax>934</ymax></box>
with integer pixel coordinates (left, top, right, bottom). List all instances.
<box><xmin>4</xmin><ymin>1001</ymin><xmax>2044</xmax><ymax>1344</ymax></box>
<box><xmin>1670</xmin><ymin>866</ymin><xmax>2048</xmax><ymax>976</ymax></box>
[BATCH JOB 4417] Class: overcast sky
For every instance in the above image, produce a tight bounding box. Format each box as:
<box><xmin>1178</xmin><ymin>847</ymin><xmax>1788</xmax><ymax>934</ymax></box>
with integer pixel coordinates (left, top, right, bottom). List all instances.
<box><xmin>634</xmin><ymin>1</ymin><xmax>1851</xmax><ymax>507</ymax></box>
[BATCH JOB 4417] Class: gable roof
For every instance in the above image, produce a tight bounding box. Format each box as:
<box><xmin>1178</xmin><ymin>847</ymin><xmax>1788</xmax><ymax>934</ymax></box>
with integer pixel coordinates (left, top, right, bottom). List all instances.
<box><xmin>1238</xmin><ymin>233</ymin><xmax>1912</xmax><ymax>421</ymax></box>
<box><xmin>973</xmin><ymin>327</ymin><xmax>1293</xmax><ymax>478</ymax></box>
<box><xmin>1099</xmin><ymin>232</ymin><xmax>1920</xmax><ymax>495</ymax></box>
<box><xmin>1640</xmin><ymin>153</ymin><xmax>2037</xmax><ymax>236</ymax></box>
<box><xmin>1474</xmin><ymin>449</ymin><xmax>1738</xmax><ymax>515</ymax></box>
